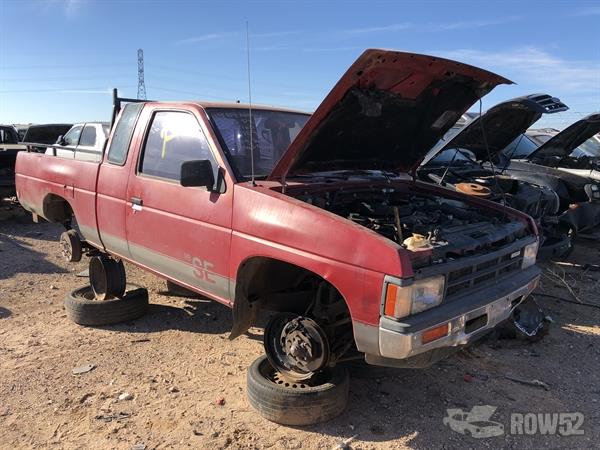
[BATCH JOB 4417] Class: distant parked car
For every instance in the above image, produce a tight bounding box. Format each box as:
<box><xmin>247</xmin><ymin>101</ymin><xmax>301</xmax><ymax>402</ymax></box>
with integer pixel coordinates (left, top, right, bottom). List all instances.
<box><xmin>45</xmin><ymin>122</ymin><xmax>110</xmax><ymax>162</ymax></box>
<box><xmin>419</xmin><ymin>94</ymin><xmax>575</xmax><ymax>259</ymax></box>
<box><xmin>525</xmin><ymin>128</ymin><xmax>560</xmax><ymax>146</ymax></box>
<box><xmin>504</xmin><ymin>113</ymin><xmax>600</xmax><ymax>181</ymax></box>
<box><xmin>22</xmin><ymin>123</ymin><xmax>73</xmax><ymax>152</ymax></box>
<box><xmin>0</xmin><ymin>125</ymin><xmax>27</xmax><ymax>197</ymax></box>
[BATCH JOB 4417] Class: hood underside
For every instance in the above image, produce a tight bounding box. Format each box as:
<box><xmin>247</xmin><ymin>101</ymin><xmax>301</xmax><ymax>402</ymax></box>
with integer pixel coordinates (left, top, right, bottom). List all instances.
<box><xmin>424</xmin><ymin>94</ymin><xmax>568</xmax><ymax>164</ymax></box>
<box><xmin>268</xmin><ymin>49</ymin><xmax>512</xmax><ymax>180</ymax></box>
<box><xmin>529</xmin><ymin>113</ymin><xmax>600</xmax><ymax>159</ymax></box>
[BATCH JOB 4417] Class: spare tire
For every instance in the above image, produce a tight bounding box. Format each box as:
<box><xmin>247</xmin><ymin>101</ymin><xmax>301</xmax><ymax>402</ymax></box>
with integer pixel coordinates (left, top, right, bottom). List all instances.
<box><xmin>89</xmin><ymin>255</ymin><xmax>126</xmax><ymax>300</ymax></box>
<box><xmin>247</xmin><ymin>355</ymin><xmax>349</xmax><ymax>426</ymax></box>
<box><xmin>64</xmin><ymin>284</ymin><xmax>148</xmax><ymax>326</ymax></box>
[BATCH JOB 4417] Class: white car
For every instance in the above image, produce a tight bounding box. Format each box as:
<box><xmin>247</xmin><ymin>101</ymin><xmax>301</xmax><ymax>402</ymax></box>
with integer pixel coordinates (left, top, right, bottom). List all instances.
<box><xmin>45</xmin><ymin>122</ymin><xmax>110</xmax><ymax>162</ymax></box>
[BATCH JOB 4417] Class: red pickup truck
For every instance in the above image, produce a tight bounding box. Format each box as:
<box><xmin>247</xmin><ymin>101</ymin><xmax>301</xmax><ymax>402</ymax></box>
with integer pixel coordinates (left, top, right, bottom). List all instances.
<box><xmin>16</xmin><ymin>50</ymin><xmax>541</xmax><ymax>424</ymax></box>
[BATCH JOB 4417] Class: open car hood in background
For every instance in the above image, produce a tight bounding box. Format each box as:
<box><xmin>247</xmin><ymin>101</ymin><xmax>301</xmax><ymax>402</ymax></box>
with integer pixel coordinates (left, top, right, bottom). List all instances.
<box><xmin>422</xmin><ymin>94</ymin><xmax>568</xmax><ymax>164</ymax></box>
<box><xmin>268</xmin><ymin>49</ymin><xmax>512</xmax><ymax>180</ymax></box>
<box><xmin>528</xmin><ymin>113</ymin><xmax>600</xmax><ymax>159</ymax></box>
<box><xmin>22</xmin><ymin>124</ymin><xmax>73</xmax><ymax>145</ymax></box>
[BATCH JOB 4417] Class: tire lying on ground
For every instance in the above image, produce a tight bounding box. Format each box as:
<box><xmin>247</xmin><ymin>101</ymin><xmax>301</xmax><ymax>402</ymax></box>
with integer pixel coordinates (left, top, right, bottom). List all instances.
<box><xmin>64</xmin><ymin>284</ymin><xmax>148</xmax><ymax>326</ymax></box>
<box><xmin>247</xmin><ymin>355</ymin><xmax>349</xmax><ymax>426</ymax></box>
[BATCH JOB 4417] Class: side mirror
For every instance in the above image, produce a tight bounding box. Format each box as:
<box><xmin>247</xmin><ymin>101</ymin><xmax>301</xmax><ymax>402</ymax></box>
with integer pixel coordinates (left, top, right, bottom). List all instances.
<box><xmin>180</xmin><ymin>160</ymin><xmax>215</xmax><ymax>190</ymax></box>
<box><xmin>56</xmin><ymin>135</ymin><xmax>65</xmax><ymax>146</ymax></box>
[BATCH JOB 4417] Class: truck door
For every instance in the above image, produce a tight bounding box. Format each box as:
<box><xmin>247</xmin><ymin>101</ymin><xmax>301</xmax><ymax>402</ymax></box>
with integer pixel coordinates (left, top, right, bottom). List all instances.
<box><xmin>125</xmin><ymin>108</ymin><xmax>233</xmax><ymax>304</ymax></box>
<box><xmin>95</xmin><ymin>103</ymin><xmax>145</xmax><ymax>254</ymax></box>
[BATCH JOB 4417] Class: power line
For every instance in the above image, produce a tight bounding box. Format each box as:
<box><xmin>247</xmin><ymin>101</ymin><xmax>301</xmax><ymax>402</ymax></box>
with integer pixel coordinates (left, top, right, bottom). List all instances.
<box><xmin>0</xmin><ymin>86</ymin><xmax>136</xmax><ymax>94</ymax></box>
<box><xmin>137</xmin><ymin>49</ymin><xmax>147</xmax><ymax>100</ymax></box>
<box><xmin>0</xmin><ymin>62</ymin><xmax>130</xmax><ymax>71</ymax></box>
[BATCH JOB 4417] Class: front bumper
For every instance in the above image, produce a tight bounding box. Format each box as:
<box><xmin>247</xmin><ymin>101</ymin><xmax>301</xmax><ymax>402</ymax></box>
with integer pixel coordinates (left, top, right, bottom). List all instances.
<box><xmin>538</xmin><ymin>234</ymin><xmax>572</xmax><ymax>261</ymax></box>
<box><xmin>364</xmin><ymin>265</ymin><xmax>540</xmax><ymax>367</ymax></box>
<box><xmin>560</xmin><ymin>201</ymin><xmax>600</xmax><ymax>234</ymax></box>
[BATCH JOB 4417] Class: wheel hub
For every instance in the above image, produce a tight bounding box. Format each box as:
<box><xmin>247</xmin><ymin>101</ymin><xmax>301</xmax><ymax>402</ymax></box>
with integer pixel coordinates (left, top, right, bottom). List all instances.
<box><xmin>60</xmin><ymin>235</ymin><xmax>72</xmax><ymax>260</ymax></box>
<box><xmin>264</xmin><ymin>314</ymin><xmax>330</xmax><ymax>381</ymax></box>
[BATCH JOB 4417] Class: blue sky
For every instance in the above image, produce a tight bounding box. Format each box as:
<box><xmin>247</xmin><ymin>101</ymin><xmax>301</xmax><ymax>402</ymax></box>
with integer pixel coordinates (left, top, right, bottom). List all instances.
<box><xmin>0</xmin><ymin>0</ymin><xmax>598</xmax><ymax>129</ymax></box>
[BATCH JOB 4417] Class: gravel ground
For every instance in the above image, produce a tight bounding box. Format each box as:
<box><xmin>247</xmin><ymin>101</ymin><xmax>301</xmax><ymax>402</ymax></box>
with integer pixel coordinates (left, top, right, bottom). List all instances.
<box><xmin>1</xmin><ymin>201</ymin><xmax>599</xmax><ymax>449</ymax></box>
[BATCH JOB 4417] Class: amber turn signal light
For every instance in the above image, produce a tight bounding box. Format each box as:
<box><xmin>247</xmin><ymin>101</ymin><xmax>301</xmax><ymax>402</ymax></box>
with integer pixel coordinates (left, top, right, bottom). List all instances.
<box><xmin>421</xmin><ymin>323</ymin><xmax>449</xmax><ymax>344</ymax></box>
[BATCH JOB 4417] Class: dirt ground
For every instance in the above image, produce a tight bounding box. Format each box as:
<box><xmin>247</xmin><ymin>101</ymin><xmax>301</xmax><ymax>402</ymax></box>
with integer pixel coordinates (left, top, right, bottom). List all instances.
<box><xmin>1</xmin><ymin>200</ymin><xmax>599</xmax><ymax>450</ymax></box>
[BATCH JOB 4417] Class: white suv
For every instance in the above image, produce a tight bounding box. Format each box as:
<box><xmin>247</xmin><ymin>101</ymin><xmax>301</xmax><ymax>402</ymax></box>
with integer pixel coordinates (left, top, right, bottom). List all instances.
<box><xmin>46</xmin><ymin>122</ymin><xmax>110</xmax><ymax>162</ymax></box>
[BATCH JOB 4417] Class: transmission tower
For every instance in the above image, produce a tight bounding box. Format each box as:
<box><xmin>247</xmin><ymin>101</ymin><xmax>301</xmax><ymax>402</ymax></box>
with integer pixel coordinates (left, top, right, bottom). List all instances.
<box><xmin>137</xmin><ymin>49</ymin><xmax>147</xmax><ymax>100</ymax></box>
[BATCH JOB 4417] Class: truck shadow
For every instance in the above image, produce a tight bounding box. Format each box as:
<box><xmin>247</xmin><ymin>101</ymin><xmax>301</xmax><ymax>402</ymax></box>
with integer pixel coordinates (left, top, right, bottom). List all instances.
<box><xmin>115</xmin><ymin>299</ymin><xmax>264</xmax><ymax>343</ymax></box>
<box><xmin>0</xmin><ymin>228</ymin><xmax>68</xmax><ymax>280</ymax></box>
<box><xmin>102</xmin><ymin>298</ymin><xmax>234</xmax><ymax>335</ymax></box>
<box><xmin>0</xmin><ymin>201</ymin><xmax>32</xmax><ymax>224</ymax></box>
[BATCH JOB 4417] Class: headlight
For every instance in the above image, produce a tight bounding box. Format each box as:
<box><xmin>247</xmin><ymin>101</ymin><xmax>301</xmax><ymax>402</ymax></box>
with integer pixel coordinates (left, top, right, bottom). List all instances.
<box><xmin>383</xmin><ymin>275</ymin><xmax>445</xmax><ymax>319</ymax></box>
<box><xmin>584</xmin><ymin>184</ymin><xmax>600</xmax><ymax>201</ymax></box>
<box><xmin>522</xmin><ymin>241</ymin><xmax>538</xmax><ymax>269</ymax></box>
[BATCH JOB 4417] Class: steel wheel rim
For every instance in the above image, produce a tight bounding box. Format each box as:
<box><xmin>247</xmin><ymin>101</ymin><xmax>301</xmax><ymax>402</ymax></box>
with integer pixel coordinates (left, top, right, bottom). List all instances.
<box><xmin>264</xmin><ymin>313</ymin><xmax>330</xmax><ymax>381</ymax></box>
<box><xmin>89</xmin><ymin>257</ymin><xmax>108</xmax><ymax>300</ymax></box>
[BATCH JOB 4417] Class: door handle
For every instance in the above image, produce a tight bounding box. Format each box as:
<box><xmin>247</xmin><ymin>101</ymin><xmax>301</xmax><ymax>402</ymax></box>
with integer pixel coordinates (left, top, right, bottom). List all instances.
<box><xmin>131</xmin><ymin>197</ymin><xmax>143</xmax><ymax>206</ymax></box>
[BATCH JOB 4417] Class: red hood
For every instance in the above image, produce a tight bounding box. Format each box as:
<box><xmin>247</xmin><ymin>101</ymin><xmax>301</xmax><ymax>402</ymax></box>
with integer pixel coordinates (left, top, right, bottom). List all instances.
<box><xmin>268</xmin><ymin>49</ymin><xmax>512</xmax><ymax>181</ymax></box>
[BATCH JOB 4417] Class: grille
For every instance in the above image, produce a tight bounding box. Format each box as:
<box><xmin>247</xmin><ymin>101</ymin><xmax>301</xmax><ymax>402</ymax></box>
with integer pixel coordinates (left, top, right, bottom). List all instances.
<box><xmin>445</xmin><ymin>250</ymin><xmax>523</xmax><ymax>299</ymax></box>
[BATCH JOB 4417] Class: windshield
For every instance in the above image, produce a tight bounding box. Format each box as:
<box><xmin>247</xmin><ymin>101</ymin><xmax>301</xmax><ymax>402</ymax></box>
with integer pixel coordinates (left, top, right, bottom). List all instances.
<box><xmin>529</xmin><ymin>133</ymin><xmax>553</xmax><ymax>145</ymax></box>
<box><xmin>572</xmin><ymin>138</ymin><xmax>600</xmax><ymax>157</ymax></box>
<box><xmin>429</xmin><ymin>148</ymin><xmax>475</xmax><ymax>165</ymax></box>
<box><xmin>502</xmin><ymin>134</ymin><xmax>539</xmax><ymax>159</ymax></box>
<box><xmin>207</xmin><ymin>108</ymin><xmax>310</xmax><ymax>179</ymax></box>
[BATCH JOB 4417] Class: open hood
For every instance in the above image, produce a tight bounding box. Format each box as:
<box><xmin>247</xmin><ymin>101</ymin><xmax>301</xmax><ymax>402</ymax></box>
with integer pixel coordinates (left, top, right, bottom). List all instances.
<box><xmin>528</xmin><ymin>113</ymin><xmax>600</xmax><ymax>159</ymax></box>
<box><xmin>423</xmin><ymin>94</ymin><xmax>568</xmax><ymax>164</ymax></box>
<box><xmin>268</xmin><ymin>49</ymin><xmax>512</xmax><ymax>180</ymax></box>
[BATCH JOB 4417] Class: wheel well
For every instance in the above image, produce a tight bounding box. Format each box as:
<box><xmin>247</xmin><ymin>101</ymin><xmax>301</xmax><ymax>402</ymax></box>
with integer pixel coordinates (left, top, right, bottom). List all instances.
<box><xmin>229</xmin><ymin>257</ymin><xmax>352</xmax><ymax>341</ymax></box>
<box><xmin>42</xmin><ymin>194</ymin><xmax>73</xmax><ymax>225</ymax></box>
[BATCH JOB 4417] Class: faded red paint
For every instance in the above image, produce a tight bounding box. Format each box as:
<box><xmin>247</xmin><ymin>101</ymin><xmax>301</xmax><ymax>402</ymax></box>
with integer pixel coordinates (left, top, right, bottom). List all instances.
<box><xmin>269</xmin><ymin>49</ymin><xmax>512</xmax><ymax>179</ymax></box>
<box><xmin>15</xmin><ymin>50</ymin><xmax>535</xmax><ymax>330</ymax></box>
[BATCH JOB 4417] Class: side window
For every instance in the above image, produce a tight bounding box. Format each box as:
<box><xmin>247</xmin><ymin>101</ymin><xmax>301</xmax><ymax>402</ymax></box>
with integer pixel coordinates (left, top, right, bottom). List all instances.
<box><xmin>139</xmin><ymin>111</ymin><xmax>217</xmax><ymax>182</ymax></box>
<box><xmin>63</xmin><ymin>126</ymin><xmax>82</xmax><ymax>146</ymax></box>
<box><xmin>79</xmin><ymin>125</ymin><xmax>97</xmax><ymax>147</ymax></box>
<box><xmin>107</xmin><ymin>103</ymin><xmax>144</xmax><ymax>165</ymax></box>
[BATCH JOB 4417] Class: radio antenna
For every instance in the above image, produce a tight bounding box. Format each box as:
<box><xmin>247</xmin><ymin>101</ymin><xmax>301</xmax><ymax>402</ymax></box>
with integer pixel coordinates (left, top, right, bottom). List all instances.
<box><xmin>246</xmin><ymin>21</ymin><xmax>256</xmax><ymax>186</ymax></box>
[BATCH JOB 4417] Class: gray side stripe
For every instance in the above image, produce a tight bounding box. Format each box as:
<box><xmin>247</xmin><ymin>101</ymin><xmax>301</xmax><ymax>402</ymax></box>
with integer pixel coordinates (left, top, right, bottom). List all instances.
<box><xmin>81</xmin><ymin>228</ymin><xmax>231</xmax><ymax>302</ymax></box>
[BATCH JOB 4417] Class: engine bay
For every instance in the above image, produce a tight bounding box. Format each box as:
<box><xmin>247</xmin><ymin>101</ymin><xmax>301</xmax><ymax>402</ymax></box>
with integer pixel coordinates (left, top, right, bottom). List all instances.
<box><xmin>293</xmin><ymin>185</ymin><xmax>529</xmax><ymax>268</ymax></box>
<box><xmin>418</xmin><ymin>165</ymin><xmax>560</xmax><ymax>220</ymax></box>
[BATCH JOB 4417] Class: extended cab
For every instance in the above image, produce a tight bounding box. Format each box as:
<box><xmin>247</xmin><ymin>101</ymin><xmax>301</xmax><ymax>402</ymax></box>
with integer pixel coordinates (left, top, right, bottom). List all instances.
<box><xmin>16</xmin><ymin>50</ymin><xmax>540</xmax><ymax>379</ymax></box>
